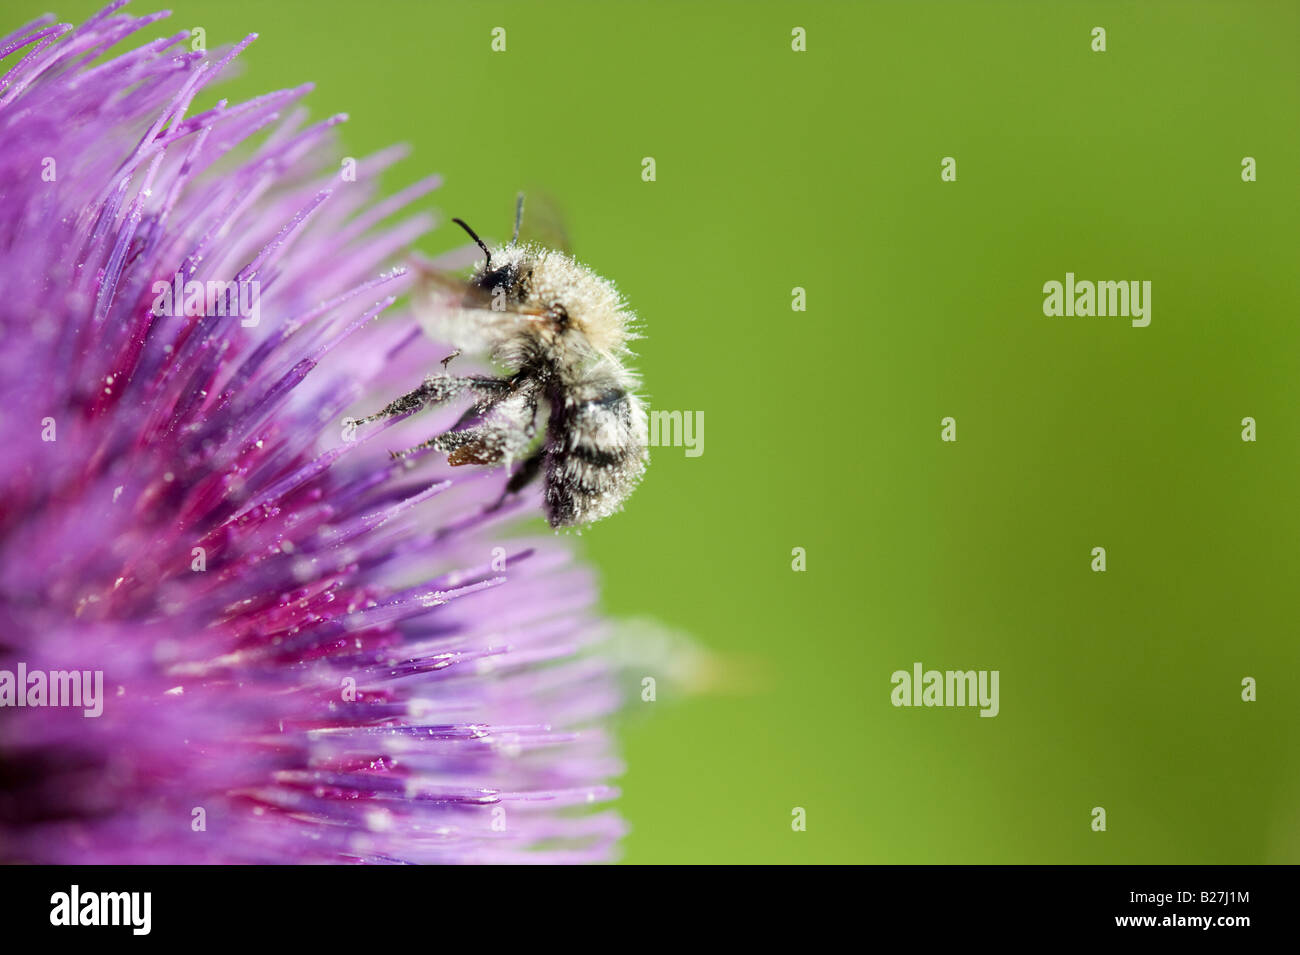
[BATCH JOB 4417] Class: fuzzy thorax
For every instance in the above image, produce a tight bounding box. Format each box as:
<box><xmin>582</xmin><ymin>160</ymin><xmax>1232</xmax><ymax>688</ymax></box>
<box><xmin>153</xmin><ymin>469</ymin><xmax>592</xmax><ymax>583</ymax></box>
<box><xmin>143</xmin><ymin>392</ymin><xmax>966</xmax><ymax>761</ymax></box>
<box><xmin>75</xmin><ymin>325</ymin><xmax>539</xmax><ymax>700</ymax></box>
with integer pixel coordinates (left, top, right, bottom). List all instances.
<box><xmin>480</xmin><ymin>244</ymin><xmax>637</xmax><ymax>359</ymax></box>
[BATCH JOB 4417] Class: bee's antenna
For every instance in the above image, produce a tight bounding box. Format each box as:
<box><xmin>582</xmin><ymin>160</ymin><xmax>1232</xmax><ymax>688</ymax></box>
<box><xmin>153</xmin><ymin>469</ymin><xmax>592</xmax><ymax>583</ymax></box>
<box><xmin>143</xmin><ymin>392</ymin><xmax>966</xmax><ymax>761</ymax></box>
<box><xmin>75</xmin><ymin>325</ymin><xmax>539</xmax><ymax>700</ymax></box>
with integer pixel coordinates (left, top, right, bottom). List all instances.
<box><xmin>452</xmin><ymin>217</ymin><xmax>491</xmax><ymax>269</ymax></box>
<box><xmin>511</xmin><ymin>192</ymin><xmax>525</xmax><ymax>247</ymax></box>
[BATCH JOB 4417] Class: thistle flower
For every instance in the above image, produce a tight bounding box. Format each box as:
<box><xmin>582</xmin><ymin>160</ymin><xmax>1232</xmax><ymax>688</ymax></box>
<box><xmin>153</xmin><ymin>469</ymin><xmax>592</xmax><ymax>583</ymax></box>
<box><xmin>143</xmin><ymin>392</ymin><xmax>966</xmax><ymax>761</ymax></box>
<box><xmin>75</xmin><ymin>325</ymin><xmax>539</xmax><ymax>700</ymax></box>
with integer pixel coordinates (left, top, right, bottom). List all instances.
<box><xmin>0</xmin><ymin>3</ymin><xmax>625</xmax><ymax>863</ymax></box>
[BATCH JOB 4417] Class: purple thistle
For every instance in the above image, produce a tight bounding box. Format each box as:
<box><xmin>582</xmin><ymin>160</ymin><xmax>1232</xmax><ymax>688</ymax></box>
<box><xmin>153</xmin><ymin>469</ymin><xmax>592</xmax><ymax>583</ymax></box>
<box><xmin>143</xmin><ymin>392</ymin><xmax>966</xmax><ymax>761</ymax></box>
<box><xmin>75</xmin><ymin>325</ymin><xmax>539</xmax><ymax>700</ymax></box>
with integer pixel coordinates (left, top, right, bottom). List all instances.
<box><xmin>0</xmin><ymin>3</ymin><xmax>626</xmax><ymax>863</ymax></box>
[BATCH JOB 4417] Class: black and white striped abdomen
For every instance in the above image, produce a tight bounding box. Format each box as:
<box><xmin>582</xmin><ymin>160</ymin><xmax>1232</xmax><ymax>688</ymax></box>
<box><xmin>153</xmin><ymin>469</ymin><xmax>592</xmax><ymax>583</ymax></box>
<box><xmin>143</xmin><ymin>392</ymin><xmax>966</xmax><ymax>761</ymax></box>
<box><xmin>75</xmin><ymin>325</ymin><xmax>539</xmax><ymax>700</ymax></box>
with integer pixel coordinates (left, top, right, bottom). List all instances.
<box><xmin>545</xmin><ymin>383</ymin><xmax>648</xmax><ymax>528</ymax></box>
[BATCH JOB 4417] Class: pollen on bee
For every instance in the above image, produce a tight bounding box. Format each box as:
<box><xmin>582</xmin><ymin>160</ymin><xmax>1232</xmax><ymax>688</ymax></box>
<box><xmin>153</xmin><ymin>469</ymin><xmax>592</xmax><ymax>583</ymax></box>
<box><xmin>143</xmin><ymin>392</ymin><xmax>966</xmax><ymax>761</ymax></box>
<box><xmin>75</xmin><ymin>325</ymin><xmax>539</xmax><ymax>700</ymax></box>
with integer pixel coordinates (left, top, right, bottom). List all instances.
<box><xmin>361</xmin><ymin>197</ymin><xmax>650</xmax><ymax>527</ymax></box>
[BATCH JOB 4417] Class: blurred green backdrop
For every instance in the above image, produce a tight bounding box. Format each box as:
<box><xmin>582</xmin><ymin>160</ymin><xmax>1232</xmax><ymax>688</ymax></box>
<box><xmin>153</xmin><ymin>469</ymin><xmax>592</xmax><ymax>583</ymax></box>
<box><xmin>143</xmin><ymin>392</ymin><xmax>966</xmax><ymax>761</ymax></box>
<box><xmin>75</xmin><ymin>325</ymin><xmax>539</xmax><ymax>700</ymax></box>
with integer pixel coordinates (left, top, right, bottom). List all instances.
<box><xmin>17</xmin><ymin>0</ymin><xmax>1300</xmax><ymax>863</ymax></box>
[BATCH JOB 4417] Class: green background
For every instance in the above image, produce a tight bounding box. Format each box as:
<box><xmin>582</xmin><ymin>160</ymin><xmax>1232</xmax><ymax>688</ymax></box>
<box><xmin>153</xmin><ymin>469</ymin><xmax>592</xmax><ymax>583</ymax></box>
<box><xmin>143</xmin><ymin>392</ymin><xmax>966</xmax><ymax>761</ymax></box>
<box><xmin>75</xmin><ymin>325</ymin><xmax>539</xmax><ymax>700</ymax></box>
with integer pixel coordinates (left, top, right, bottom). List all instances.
<box><xmin>18</xmin><ymin>0</ymin><xmax>1300</xmax><ymax>863</ymax></box>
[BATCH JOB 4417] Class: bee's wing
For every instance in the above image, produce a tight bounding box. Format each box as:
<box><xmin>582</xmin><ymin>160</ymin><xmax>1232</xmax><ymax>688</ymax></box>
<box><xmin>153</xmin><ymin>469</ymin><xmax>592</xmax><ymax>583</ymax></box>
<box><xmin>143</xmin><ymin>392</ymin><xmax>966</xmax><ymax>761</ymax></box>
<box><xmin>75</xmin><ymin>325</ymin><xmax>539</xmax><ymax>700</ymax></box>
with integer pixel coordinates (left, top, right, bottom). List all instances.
<box><xmin>407</xmin><ymin>254</ymin><xmax>548</xmax><ymax>316</ymax></box>
<box><xmin>515</xmin><ymin>189</ymin><xmax>573</xmax><ymax>255</ymax></box>
<box><xmin>407</xmin><ymin>253</ymin><xmax>550</xmax><ymax>351</ymax></box>
<box><xmin>407</xmin><ymin>256</ymin><xmax>488</xmax><ymax>308</ymax></box>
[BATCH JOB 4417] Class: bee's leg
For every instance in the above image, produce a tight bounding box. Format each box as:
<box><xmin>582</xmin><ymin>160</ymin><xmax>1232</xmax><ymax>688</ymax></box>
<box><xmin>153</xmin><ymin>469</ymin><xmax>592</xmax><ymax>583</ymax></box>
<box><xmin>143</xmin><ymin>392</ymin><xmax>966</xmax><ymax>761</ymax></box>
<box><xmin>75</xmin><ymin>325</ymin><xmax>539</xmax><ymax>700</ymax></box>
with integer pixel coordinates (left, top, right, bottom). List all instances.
<box><xmin>446</xmin><ymin>400</ymin><xmax>489</xmax><ymax>434</ymax></box>
<box><xmin>388</xmin><ymin>422</ymin><xmax>501</xmax><ymax>464</ymax></box>
<box><xmin>506</xmin><ymin>447</ymin><xmax>546</xmax><ymax>494</ymax></box>
<box><xmin>488</xmin><ymin>446</ymin><xmax>546</xmax><ymax>511</ymax></box>
<box><xmin>387</xmin><ymin>434</ymin><xmax>447</xmax><ymax>462</ymax></box>
<box><xmin>355</xmin><ymin>375</ymin><xmax>506</xmax><ymax>426</ymax></box>
<box><xmin>389</xmin><ymin>386</ymin><xmax>535</xmax><ymax>468</ymax></box>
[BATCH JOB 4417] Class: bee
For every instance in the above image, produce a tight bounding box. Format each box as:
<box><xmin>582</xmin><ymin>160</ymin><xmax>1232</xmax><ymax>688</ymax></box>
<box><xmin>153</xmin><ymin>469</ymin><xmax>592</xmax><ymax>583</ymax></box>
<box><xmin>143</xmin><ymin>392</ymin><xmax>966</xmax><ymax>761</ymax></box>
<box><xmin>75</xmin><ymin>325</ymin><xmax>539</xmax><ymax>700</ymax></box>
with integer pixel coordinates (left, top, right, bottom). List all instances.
<box><xmin>358</xmin><ymin>196</ymin><xmax>648</xmax><ymax>528</ymax></box>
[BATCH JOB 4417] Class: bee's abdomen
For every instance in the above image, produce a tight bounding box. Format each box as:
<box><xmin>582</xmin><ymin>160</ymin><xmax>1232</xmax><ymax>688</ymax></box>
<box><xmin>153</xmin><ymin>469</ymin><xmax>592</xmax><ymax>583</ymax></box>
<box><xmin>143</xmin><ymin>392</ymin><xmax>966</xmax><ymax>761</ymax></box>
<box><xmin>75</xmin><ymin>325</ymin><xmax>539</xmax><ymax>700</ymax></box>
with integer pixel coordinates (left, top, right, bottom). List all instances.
<box><xmin>545</xmin><ymin>387</ymin><xmax>647</xmax><ymax>528</ymax></box>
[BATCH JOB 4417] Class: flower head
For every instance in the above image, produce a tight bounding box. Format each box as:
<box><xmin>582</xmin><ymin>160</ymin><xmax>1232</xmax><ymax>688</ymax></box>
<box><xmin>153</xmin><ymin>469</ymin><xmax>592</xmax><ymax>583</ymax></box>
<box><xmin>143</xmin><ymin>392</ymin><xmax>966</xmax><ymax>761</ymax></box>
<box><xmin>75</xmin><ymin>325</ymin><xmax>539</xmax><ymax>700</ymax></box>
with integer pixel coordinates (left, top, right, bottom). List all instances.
<box><xmin>0</xmin><ymin>3</ymin><xmax>625</xmax><ymax>863</ymax></box>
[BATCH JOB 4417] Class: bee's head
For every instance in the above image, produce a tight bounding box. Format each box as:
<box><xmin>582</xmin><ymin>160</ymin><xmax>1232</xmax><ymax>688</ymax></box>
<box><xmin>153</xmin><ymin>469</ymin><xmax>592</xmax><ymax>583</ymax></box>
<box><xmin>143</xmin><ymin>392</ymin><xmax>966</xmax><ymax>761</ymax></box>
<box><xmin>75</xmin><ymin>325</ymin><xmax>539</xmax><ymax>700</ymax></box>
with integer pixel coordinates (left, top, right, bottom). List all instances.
<box><xmin>451</xmin><ymin>198</ymin><xmax>632</xmax><ymax>358</ymax></box>
<box><xmin>453</xmin><ymin>209</ymin><xmax>534</xmax><ymax>307</ymax></box>
<box><xmin>471</xmin><ymin>258</ymin><xmax>527</xmax><ymax>301</ymax></box>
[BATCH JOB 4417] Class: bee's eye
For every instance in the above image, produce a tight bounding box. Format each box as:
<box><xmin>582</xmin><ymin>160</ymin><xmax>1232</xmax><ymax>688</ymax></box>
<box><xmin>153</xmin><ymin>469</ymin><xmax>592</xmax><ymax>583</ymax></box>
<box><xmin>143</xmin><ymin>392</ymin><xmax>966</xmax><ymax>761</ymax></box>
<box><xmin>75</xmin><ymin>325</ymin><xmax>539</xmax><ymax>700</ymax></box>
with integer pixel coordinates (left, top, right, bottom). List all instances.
<box><xmin>475</xmin><ymin>264</ymin><xmax>524</xmax><ymax>301</ymax></box>
<box><xmin>478</xmin><ymin>266</ymin><xmax>506</xmax><ymax>289</ymax></box>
